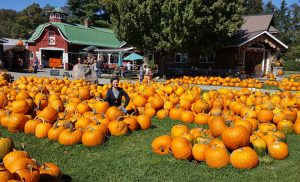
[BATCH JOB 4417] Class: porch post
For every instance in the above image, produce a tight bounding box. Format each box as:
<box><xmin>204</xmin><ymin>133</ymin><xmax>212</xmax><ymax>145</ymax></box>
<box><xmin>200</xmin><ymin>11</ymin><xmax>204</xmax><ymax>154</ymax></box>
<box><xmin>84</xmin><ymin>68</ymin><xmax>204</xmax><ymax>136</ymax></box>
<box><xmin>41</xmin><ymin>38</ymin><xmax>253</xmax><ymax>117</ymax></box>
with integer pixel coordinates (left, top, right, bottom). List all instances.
<box><xmin>242</xmin><ymin>51</ymin><xmax>245</xmax><ymax>67</ymax></box>
<box><xmin>108</xmin><ymin>53</ymin><xmax>111</xmax><ymax>64</ymax></box>
<box><xmin>266</xmin><ymin>52</ymin><xmax>271</xmax><ymax>73</ymax></box>
<box><xmin>262</xmin><ymin>51</ymin><xmax>265</xmax><ymax>73</ymax></box>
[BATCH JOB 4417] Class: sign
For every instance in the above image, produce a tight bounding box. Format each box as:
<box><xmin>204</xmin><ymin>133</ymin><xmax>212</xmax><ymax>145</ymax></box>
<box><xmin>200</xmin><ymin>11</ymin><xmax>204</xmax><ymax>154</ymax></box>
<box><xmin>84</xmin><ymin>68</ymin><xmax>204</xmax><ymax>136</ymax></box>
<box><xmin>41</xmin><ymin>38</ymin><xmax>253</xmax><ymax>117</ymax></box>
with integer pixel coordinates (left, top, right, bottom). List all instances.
<box><xmin>50</xmin><ymin>69</ymin><xmax>60</xmax><ymax>76</ymax></box>
<box><xmin>49</xmin><ymin>58</ymin><xmax>62</xmax><ymax>68</ymax></box>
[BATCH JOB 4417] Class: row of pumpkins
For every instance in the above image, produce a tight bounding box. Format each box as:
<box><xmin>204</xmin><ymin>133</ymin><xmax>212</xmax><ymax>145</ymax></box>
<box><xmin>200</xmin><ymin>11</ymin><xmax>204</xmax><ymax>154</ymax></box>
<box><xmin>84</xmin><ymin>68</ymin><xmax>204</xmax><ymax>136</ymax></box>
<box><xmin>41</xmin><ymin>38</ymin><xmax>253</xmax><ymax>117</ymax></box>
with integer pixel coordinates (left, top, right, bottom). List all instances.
<box><xmin>166</xmin><ymin>76</ymin><xmax>264</xmax><ymax>88</ymax></box>
<box><xmin>152</xmin><ymin>123</ymin><xmax>290</xmax><ymax>169</ymax></box>
<box><xmin>265</xmin><ymin>78</ymin><xmax>300</xmax><ymax>91</ymax></box>
<box><xmin>0</xmin><ymin>135</ymin><xmax>61</xmax><ymax>182</ymax></box>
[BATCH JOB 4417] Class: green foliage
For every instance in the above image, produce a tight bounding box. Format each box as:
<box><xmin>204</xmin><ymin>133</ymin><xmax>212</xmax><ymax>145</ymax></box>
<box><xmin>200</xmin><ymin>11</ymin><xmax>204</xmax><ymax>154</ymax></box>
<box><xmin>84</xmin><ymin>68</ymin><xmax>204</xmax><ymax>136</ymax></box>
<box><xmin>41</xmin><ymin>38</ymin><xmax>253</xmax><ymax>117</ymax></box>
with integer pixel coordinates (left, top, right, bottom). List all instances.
<box><xmin>104</xmin><ymin>0</ymin><xmax>244</xmax><ymax>54</ymax></box>
<box><xmin>0</xmin><ymin>9</ymin><xmax>17</xmax><ymax>38</ymax></box>
<box><xmin>243</xmin><ymin>0</ymin><xmax>263</xmax><ymax>15</ymax></box>
<box><xmin>0</xmin><ymin>118</ymin><xmax>300</xmax><ymax>181</ymax></box>
<box><xmin>67</xmin><ymin>0</ymin><xmax>110</xmax><ymax>27</ymax></box>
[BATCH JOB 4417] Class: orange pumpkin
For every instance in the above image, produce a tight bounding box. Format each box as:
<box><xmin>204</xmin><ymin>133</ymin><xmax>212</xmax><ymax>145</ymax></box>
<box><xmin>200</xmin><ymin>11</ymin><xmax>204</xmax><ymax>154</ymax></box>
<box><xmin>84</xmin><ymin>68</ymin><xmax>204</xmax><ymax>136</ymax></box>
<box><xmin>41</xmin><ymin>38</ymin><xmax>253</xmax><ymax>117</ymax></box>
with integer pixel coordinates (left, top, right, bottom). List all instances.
<box><xmin>230</xmin><ymin>147</ymin><xmax>259</xmax><ymax>169</ymax></box>
<box><xmin>192</xmin><ymin>143</ymin><xmax>209</xmax><ymax>162</ymax></box>
<box><xmin>205</xmin><ymin>146</ymin><xmax>229</xmax><ymax>168</ymax></box>
<box><xmin>268</xmin><ymin>141</ymin><xmax>289</xmax><ymax>160</ymax></box>
<box><xmin>151</xmin><ymin>135</ymin><xmax>172</xmax><ymax>155</ymax></box>
<box><xmin>170</xmin><ymin>137</ymin><xmax>193</xmax><ymax>160</ymax></box>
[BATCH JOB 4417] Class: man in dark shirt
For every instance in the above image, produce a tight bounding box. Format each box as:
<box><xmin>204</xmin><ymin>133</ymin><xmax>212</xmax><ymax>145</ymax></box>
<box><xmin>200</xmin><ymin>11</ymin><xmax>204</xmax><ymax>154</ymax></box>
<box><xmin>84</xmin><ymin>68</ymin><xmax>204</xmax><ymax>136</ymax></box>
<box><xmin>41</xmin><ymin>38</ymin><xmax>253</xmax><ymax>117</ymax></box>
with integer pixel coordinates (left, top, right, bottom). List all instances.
<box><xmin>105</xmin><ymin>77</ymin><xmax>130</xmax><ymax>113</ymax></box>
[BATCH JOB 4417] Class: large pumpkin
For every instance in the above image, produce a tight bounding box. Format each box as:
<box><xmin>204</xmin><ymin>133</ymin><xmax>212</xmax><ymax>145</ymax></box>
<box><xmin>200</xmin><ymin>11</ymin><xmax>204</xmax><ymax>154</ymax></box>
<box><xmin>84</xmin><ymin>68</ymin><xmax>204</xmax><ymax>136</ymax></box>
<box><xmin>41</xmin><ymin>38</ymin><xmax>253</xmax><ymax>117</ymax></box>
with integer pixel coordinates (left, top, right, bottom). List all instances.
<box><xmin>9</xmin><ymin>158</ymin><xmax>40</xmax><ymax>182</ymax></box>
<box><xmin>37</xmin><ymin>106</ymin><xmax>58</xmax><ymax>124</ymax></box>
<box><xmin>230</xmin><ymin>147</ymin><xmax>259</xmax><ymax>169</ymax></box>
<box><xmin>11</xmin><ymin>100</ymin><xmax>29</xmax><ymax>114</ymax></box>
<box><xmin>151</xmin><ymin>135</ymin><xmax>172</xmax><ymax>155</ymax></box>
<box><xmin>58</xmin><ymin>127</ymin><xmax>83</xmax><ymax>146</ymax></box>
<box><xmin>170</xmin><ymin>124</ymin><xmax>189</xmax><ymax>138</ymax></box>
<box><xmin>82</xmin><ymin>127</ymin><xmax>106</xmax><ymax>147</ymax></box>
<box><xmin>7</xmin><ymin>113</ymin><xmax>28</xmax><ymax>133</ymax></box>
<box><xmin>136</xmin><ymin>114</ymin><xmax>151</xmax><ymax>130</ymax></box>
<box><xmin>3</xmin><ymin>150</ymin><xmax>29</xmax><ymax>172</ymax></box>
<box><xmin>150</xmin><ymin>96</ymin><xmax>164</xmax><ymax>110</ymax></box>
<box><xmin>222</xmin><ymin>125</ymin><xmax>250</xmax><ymax>150</ymax></box>
<box><xmin>257</xmin><ymin>110</ymin><xmax>274</xmax><ymax>123</ymax></box>
<box><xmin>180</xmin><ymin>110</ymin><xmax>195</xmax><ymax>123</ymax></box>
<box><xmin>108</xmin><ymin>119</ymin><xmax>128</xmax><ymax>136</ymax></box>
<box><xmin>106</xmin><ymin>106</ymin><xmax>123</xmax><ymax>121</ymax></box>
<box><xmin>39</xmin><ymin>163</ymin><xmax>62</xmax><ymax>182</ymax></box>
<box><xmin>170</xmin><ymin>137</ymin><xmax>193</xmax><ymax>160</ymax></box>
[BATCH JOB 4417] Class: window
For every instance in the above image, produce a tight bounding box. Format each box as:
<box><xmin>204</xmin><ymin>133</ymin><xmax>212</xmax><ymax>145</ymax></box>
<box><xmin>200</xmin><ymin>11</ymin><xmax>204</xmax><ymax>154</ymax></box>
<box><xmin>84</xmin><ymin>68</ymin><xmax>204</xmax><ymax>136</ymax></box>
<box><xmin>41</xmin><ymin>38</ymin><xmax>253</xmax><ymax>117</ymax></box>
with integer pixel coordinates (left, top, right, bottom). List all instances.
<box><xmin>30</xmin><ymin>52</ymin><xmax>34</xmax><ymax>59</ymax></box>
<box><xmin>199</xmin><ymin>54</ymin><xmax>215</xmax><ymax>63</ymax></box>
<box><xmin>48</xmin><ymin>31</ymin><xmax>55</xmax><ymax>45</ymax></box>
<box><xmin>55</xmin><ymin>13</ymin><xmax>60</xmax><ymax>19</ymax></box>
<box><xmin>50</xmin><ymin>13</ymin><xmax>54</xmax><ymax>18</ymax></box>
<box><xmin>61</xmin><ymin>14</ymin><xmax>65</xmax><ymax>19</ymax></box>
<box><xmin>175</xmin><ymin>53</ymin><xmax>188</xmax><ymax>63</ymax></box>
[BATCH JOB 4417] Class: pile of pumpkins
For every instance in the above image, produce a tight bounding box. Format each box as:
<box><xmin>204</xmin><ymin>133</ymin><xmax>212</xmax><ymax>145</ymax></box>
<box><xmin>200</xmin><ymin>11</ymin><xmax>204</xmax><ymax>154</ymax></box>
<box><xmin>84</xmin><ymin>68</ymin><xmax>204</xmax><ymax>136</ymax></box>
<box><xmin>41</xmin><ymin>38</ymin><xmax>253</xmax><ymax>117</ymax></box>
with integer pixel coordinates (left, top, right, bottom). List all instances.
<box><xmin>0</xmin><ymin>76</ymin><xmax>153</xmax><ymax>147</ymax></box>
<box><xmin>152</xmin><ymin>88</ymin><xmax>300</xmax><ymax>169</ymax></box>
<box><xmin>278</xmin><ymin>78</ymin><xmax>300</xmax><ymax>91</ymax></box>
<box><xmin>0</xmin><ymin>134</ymin><xmax>61</xmax><ymax>181</ymax></box>
<box><xmin>0</xmin><ymin>72</ymin><xmax>11</xmax><ymax>87</ymax></box>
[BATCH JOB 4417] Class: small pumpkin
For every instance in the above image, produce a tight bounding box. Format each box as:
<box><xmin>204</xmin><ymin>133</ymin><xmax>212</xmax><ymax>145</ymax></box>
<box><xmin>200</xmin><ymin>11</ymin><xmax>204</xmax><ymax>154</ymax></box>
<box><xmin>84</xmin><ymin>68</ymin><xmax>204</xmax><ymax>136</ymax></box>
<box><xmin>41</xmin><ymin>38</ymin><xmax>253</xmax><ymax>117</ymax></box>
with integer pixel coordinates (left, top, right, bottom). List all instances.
<box><xmin>170</xmin><ymin>137</ymin><xmax>193</xmax><ymax>160</ymax></box>
<box><xmin>82</xmin><ymin>127</ymin><xmax>106</xmax><ymax>147</ymax></box>
<box><xmin>250</xmin><ymin>138</ymin><xmax>267</xmax><ymax>156</ymax></box>
<box><xmin>277</xmin><ymin>120</ymin><xmax>294</xmax><ymax>134</ymax></box>
<box><xmin>192</xmin><ymin>143</ymin><xmax>209</xmax><ymax>162</ymax></box>
<box><xmin>39</xmin><ymin>163</ymin><xmax>62</xmax><ymax>182</ymax></box>
<box><xmin>268</xmin><ymin>141</ymin><xmax>289</xmax><ymax>160</ymax></box>
<box><xmin>0</xmin><ymin>137</ymin><xmax>14</xmax><ymax>160</ymax></box>
<box><xmin>205</xmin><ymin>146</ymin><xmax>229</xmax><ymax>168</ymax></box>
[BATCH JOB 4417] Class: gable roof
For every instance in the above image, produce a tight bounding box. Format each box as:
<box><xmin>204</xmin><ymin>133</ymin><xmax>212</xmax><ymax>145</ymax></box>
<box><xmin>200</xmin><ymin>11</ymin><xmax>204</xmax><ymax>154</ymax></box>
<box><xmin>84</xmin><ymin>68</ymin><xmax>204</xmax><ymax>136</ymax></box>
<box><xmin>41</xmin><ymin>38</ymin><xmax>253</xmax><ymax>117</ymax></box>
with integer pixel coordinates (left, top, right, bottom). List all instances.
<box><xmin>28</xmin><ymin>22</ymin><xmax>124</xmax><ymax>48</ymax></box>
<box><xmin>230</xmin><ymin>14</ymin><xmax>288</xmax><ymax>49</ymax></box>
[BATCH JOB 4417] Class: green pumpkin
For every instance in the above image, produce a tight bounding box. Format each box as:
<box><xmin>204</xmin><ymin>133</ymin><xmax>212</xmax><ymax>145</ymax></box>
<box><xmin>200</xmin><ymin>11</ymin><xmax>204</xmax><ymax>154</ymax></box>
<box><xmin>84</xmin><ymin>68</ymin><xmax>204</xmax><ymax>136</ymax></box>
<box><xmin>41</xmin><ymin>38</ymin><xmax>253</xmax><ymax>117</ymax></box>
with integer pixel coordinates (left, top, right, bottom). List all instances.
<box><xmin>251</xmin><ymin>138</ymin><xmax>267</xmax><ymax>156</ymax></box>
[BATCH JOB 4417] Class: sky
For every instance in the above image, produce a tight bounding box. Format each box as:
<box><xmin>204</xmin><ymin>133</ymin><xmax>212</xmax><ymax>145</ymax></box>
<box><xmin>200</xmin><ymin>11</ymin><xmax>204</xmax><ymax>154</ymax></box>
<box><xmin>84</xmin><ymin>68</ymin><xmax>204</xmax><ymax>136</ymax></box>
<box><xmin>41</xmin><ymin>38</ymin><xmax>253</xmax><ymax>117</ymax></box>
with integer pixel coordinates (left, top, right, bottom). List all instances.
<box><xmin>0</xmin><ymin>0</ymin><xmax>298</xmax><ymax>12</ymax></box>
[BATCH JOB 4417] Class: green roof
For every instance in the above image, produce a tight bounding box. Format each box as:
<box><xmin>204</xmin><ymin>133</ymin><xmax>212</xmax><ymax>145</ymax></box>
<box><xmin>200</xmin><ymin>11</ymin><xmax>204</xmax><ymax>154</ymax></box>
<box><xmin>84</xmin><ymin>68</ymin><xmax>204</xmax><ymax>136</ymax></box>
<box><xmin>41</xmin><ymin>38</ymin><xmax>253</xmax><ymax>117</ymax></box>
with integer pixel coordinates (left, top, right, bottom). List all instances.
<box><xmin>28</xmin><ymin>22</ymin><xmax>124</xmax><ymax>48</ymax></box>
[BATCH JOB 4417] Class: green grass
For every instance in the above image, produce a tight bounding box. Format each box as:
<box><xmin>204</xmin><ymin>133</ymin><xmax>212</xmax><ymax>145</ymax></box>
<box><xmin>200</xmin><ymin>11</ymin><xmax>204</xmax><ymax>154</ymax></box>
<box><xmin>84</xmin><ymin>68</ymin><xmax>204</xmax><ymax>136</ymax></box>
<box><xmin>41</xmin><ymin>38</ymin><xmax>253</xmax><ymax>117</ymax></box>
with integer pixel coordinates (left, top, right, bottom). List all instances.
<box><xmin>262</xmin><ymin>84</ymin><xmax>280</xmax><ymax>90</ymax></box>
<box><xmin>1</xmin><ymin>118</ymin><xmax>300</xmax><ymax>182</ymax></box>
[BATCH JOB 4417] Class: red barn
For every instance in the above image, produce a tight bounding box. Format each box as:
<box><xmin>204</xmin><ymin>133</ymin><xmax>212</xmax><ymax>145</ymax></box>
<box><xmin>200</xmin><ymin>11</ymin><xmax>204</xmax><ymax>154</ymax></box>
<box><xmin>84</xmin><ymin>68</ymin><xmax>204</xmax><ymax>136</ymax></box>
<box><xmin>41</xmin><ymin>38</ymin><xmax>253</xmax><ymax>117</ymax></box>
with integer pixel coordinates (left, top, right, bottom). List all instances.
<box><xmin>27</xmin><ymin>8</ymin><xmax>125</xmax><ymax>70</ymax></box>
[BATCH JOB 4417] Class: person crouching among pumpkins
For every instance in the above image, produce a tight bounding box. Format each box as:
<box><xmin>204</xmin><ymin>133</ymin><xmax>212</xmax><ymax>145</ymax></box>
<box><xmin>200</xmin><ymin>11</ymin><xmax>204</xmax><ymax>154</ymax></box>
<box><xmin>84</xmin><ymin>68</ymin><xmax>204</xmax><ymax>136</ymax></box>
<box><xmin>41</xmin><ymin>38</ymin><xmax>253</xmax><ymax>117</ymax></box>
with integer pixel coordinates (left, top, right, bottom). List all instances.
<box><xmin>105</xmin><ymin>77</ymin><xmax>130</xmax><ymax>113</ymax></box>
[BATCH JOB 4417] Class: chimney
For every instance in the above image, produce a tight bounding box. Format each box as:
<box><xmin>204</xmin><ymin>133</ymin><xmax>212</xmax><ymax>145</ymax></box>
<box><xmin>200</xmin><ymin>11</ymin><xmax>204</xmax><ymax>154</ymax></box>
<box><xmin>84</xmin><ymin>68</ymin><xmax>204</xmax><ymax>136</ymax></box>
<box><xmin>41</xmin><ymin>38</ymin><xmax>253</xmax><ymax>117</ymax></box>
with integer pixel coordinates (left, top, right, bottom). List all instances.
<box><xmin>84</xmin><ymin>18</ymin><xmax>91</xmax><ymax>28</ymax></box>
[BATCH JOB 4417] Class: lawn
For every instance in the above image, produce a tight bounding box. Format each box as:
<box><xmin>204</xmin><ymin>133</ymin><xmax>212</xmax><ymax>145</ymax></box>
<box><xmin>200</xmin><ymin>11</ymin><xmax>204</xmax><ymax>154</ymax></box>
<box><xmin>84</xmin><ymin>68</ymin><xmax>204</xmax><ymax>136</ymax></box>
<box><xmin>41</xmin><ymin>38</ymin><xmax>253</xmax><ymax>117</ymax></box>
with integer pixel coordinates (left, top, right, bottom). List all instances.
<box><xmin>1</xmin><ymin>118</ymin><xmax>300</xmax><ymax>182</ymax></box>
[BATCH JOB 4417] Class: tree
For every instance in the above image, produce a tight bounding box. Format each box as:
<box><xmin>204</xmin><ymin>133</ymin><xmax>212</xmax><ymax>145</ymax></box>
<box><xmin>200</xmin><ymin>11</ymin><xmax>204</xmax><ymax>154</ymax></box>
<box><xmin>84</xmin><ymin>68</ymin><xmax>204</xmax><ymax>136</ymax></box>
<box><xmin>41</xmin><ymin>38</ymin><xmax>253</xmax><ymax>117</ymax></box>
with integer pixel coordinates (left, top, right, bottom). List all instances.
<box><xmin>243</xmin><ymin>0</ymin><xmax>263</xmax><ymax>15</ymax></box>
<box><xmin>0</xmin><ymin>9</ymin><xmax>17</xmax><ymax>38</ymax></box>
<box><xmin>104</xmin><ymin>0</ymin><xmax>244</xmax><ymax>54</ymax></box>
<box><xmin>276</xmin><ymin>0</ymin><xmax>293</xmax><ymax>45</ymax></box>
<box><xmin>264</xmin><ymin>0</ymin><xmax>277</xmax><ymax>14</ymax></box>
<box><xmin>67</xmin><ymin>0</ymin><xmax>110</xmax><ymax>28</ymax></box>
<box><xmin>11</xmin><ymin>3</ymin><xmax>49</xmax><ymax>39</ymax></box>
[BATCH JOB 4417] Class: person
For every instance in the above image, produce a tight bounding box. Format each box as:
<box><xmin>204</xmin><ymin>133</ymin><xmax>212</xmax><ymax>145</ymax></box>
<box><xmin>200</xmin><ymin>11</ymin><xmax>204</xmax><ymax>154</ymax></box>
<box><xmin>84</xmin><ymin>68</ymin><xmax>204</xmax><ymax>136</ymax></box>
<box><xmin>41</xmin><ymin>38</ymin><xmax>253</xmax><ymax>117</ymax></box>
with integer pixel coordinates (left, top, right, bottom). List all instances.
<box><xmin>126</xmin><ymin>61</ymin><xmax>132</xmax><ymax>71</ymax></box>
<box><xmin>139</xmin><ymin>66</ymin><xmax>143</xmax><ymax>82</ymax></box>
<box><xmin>96</xmin><ymin>59</ymin><xmax>103</xmax><ymax>78</ymax></box>
<box><xmin>105</xmin><ymin>77</ymin><xmax>130</xmax><ymax>113</ymax></box>
<box><xmin>33</xmin><ymin>57</ymin><xmax>39</xmax><ymax>73</ymax></box>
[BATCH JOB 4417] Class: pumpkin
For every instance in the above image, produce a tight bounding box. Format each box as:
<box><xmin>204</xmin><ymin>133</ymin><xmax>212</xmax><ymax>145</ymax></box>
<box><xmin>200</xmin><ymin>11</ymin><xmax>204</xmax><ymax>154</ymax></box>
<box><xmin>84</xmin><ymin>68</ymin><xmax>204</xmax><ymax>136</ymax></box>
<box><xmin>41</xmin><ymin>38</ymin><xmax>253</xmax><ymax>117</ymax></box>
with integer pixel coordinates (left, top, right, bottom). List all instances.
<box><xmin>258</xmin><ymin>123</ymin><xmax>276</xmax><ymax>133</ymax></box>
<box><xmin>205</xmin><ymin>146</ymin><xmax>229</xmax><ymax>168</ymax></box>
<box><xmin>133</xmin><ymin>95</ymin><xmax>147</xmax><ymax>107</ymax></box>
<box><xmin>93</xmin><ymin>101</ymin><xmax>110</xmax><ymax>114</ymax></box>
<box><xmin>192</xmin><ymin>100</ymin><xmax>209</xmax><ymax>114</ymax></box>
<box><xmin>7</xmin><ymin>113</ymin><xmax>28</xmax><ymax>133</ymax></box>
<box><xmin>222</xmin><ymin>125</ymin><xmax>250</xmax><ymax>150</ymax></box>
<box><xmin>268</xmin><ymin>141</ymin><xmax>289</xmax><ymax>160</ymax></box>
<box><xmin>294</xmin><ymin>121</ymin><xmax>300</xmax><ymax>134</ymax></box>
<box><xmin>108</xmin><ymin>119</ymin><xmax>128</xmax><ymax>136</ymax></box>
<box><xmin>170</xmin><ymin>124</ymin><xmax>189</xmax><ymax>138</ymax></box>
<box><xmin>88</xmin><ymin>119</ymin><xmax>109</xmax><ymax>135</ymax></box>
<box><xmin>11</xmin><ymin>100</ymin><xmax>29</xmax><ymax>114</ymax></box>
<box><xmin>156</xmin><ymin>109</ymin><xmax>169</xmax><ymax>120</ymax></box>
<box><xmin>35</xmin><ymin>122</ymin><xmax>53</xmax><ymax>138</ymax></box>
<box><xmin>76</xmin><ymin>102</ymin><xmax>91</xmax><ymax>115</ymax></box>
<box><xmin>192</xmin><ymin>143</ymin><xmax>209</xmax><ymax>161</ymax></box>
<box><xmin>78</xmin><ymin>87</ymin><xmax>90</xmax><ymax>100</ymax></box>
<box><xmin>169</xmin><ymin>108</ymin><xmax>184</xmax><ymax>120</ymax></box>
<box><xmin>0</xmin><ymin>111</ymin><xmax>10</xmax><ymax>128</ymax></box>
<box><xmin>194</xmin><ymin>113</ymin><xmax>209</xmax><ymax>125</ymax></box>
<box><xmin>0</xmin><ymin>137</ymin><xmax>14</xmax><ymax>160</ymax></box>
<box><xmin>277</xmin><ymin>120</ymin><xmax>294</xmax><ymax>134</ymax></box>
<box><xmin>58</xmin><ymin>126</ymin><xmax>83</xmax><ymax>146</ymax></box>
<box><xmin>230</xmin><ymin>147</ymin><xmax>259</xmax><ymax>169</ymax></box>
<box><xmin>0</xmin><ymin>94</ymin><xmax>8</xmax><ymax>109</ymax></box>
<box><xmin>37</xmin><ymin>106</ymin><xmax>58</xmax><ymax>124</ymax></box>
<box><xmin>47</xmin><ymin>123</ymin><xmax>66</xmax><ymax>141</ymax></box>
<box><xmin>233</xmin><ymin>119</ymin><xmax>253</xmax><ymax>133</ymax></box>
<box><xmin>39</xmin><ymin>163</ymin><xmax>62</xmax><ymax>182</ymax></box>
<box><xmin>282</xmin><ymin>108</ymin><xmax>298</xmax><ymax>122</ymax></box>
<box><xmin>180</xmin><ymin>110</ymin><xmax>195</xmax><ymax>123</ymax></box>
<box><xmin>257</xmin><ymin>110</ymin><xmax>274</xmax><ymax>123</ymax></box>
<box><xmin>150</xmin><ymin>96</ymin><xmax>164</xmax><ymax>110</ymax></box>
<box><xmin>24</xmin><ymin>119</ymin><xmax>42</xmax><ymax>134</ymax></box>
<box><xmin>144</xmin><ymin>107</ymin><xmax>156</xmax><ymax>117</ymax></box>
<box><xmin>3</xmin><ymin>150</ymin><xmax>29</xmax><ymax>172</ymax></box>
<box><xmin>75</xmin><ymin>117</ymin><xmax>92</xmax><ymax>130</ymax></box>
<box><xmin>151</xmin><ymin>135</ymin><xmax>172</xmax><ymax>155</ymax></box>
<box><xmin>0</xmin><ymin>163</ymin><xmax>13</xmax><ymax>181</ymax></box>
<box><xmin>250</xmin><ymin>138</ymin><xmax>267</xmax><ymax>156</ymax></box>
<box><xmin>9</xmin><ymin>158</ymin><xmax>40</xmax><ymax>182</ymax></box>
<box><xmin>136</xmin><ymin>114</ymin><xmax>151</xmax><ymax>130</ymax></box>
<box><xmin>82</xmin><ymin>127</ymin><xmax>106</xmax><ymax>147</ymax></box>
<box><xmin>170</xmin><ymin>137</ymin><xmax>193</xmax><ymax>160</ymax></box>
<box><xmin>208</xmin><ymin>116</ymin><xmax>226</xmax><ymax>138</ymax></box>
<box><xmin>123</xmin><ymin>117</ymin><xmax>139</xmax><ymax>131</ymax></box>
<box><xmin>106</xmin><ymin>106</ymin><xmax>123</xmax><ymax>121</ymax></box>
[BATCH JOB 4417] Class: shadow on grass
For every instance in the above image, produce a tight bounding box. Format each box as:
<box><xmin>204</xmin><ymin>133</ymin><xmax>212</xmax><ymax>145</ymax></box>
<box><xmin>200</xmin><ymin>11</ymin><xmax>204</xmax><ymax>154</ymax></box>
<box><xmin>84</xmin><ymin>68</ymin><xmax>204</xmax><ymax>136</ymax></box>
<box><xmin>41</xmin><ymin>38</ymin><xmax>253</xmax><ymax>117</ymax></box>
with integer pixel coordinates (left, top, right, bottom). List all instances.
<box><xmin>62</xmin><ymin>174</ymin><xmax>73</xmax><ymax>182</ymax></box>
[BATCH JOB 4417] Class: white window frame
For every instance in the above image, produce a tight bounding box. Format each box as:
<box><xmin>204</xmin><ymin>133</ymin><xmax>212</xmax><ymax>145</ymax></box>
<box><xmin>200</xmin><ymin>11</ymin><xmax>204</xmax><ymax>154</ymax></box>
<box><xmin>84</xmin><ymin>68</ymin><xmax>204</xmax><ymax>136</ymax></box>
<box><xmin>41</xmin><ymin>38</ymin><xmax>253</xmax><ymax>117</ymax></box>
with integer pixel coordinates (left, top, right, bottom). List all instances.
<box><xmin>175</xmin><ymin>53</ymin><xmax>188</xmax><ymax>63</ymax></box>
<box><xmin>30</xmin><ymin>52</ymin><xmax>34</xmax><ymax>59</ymax></box>
<box><xmin>48</xmin><ymin>31</ymin><xmax>56</xmax><ymax>45</ymax></box>
<box><xmin>199</xmin><ymin>54</ymin><xmax>215</xmax><ymax>63</ymax></box>
<box><xmin>50</xmin><ymin>13</ymin><xmax>54</xmax><ymax>18</ymax></box>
